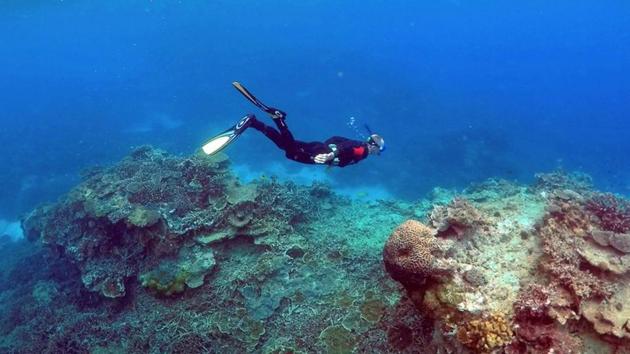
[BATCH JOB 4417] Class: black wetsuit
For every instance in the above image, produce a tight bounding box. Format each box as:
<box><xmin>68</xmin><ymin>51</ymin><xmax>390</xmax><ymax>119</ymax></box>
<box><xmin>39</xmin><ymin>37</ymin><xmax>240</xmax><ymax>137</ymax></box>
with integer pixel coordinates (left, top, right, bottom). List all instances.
<box><xmin>250</xmin><ymin>116</ymin><xmax>369</xmax><ymax>167</ymax></box>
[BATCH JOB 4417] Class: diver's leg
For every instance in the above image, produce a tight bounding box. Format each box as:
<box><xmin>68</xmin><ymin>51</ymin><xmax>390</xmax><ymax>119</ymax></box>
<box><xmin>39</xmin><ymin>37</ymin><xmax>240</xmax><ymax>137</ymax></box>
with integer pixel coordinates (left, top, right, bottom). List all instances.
<box><xmin>250</xmin><ymin>117</ymin><xmax>288</xmax><ymax>150</ymax></box>
<box><xmin>272</xmin><ymin>118</ymin><xmax>297</xmax><ymax>147</ymax></box>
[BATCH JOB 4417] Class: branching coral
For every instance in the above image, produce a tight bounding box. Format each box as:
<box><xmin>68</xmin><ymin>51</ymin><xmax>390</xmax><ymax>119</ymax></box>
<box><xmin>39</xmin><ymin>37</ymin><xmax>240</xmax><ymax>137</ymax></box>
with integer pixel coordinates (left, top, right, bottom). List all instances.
<box><xmin>538</xmin><ymin>199</ymin><xmax>614</xmax><ymax>300</ymax></box>
<box><xmin>586</xmin><ymin>193</ymin><xmax>630</xmax><ymax>233</ymax></box>
<box><xmin>532</xmin><ymin>171</ymin><xmax>593</xmax><ymax>193</ymax></box>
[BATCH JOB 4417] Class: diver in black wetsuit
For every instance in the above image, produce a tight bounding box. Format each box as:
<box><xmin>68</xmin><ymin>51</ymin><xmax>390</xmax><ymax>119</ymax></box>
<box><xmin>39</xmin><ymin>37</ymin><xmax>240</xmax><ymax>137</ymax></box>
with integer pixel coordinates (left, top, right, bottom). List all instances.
<box><xmin>200</xmin><ymin>82</ymin><xmax>385</xmax><ymax>165</ymax></box>
<box><xmin>245</xmin><ymin>110</ymin><xmax>385</xmax><ymax>167</ymax></box>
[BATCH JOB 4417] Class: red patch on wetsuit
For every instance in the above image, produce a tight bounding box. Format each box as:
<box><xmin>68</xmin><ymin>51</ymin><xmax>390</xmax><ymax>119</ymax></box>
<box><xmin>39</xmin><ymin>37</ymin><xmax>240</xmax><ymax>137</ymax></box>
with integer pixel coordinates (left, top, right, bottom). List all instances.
<box><xmin>353</xmin><ymin>146</ymin><xmax>365</xmax><ymax>158</ymax></box>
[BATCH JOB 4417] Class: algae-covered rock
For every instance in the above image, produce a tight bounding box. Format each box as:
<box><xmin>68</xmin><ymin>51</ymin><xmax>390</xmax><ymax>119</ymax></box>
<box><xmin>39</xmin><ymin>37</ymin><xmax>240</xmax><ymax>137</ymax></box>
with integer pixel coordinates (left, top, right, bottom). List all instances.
<box><xmin>140</xmin><ymin>248</ymin><xmax>216</xmax><ymax>296</ymax></box>
<box><xmin>32</xmin><ymin>280</ymin><xmax>59</xmax><ymax>306</ymax></box>
<box><xmin>319</xmin><ymin>325</ymin><xmax>356</xmax><ymax>354</ymax></box>
<box><xmin>184</xmin><ymin>249</ymin><xmax>216</xmax><ymax>288</ymax></box>
<box><xmin>140</xmin><ymin>264</ymin><xmax>188</xmax><ymax>296</ymax></box>
<box><xmin>126</xmin><ymin>207</ymin><xmax>161</xmax><ymax>228</ymax></box>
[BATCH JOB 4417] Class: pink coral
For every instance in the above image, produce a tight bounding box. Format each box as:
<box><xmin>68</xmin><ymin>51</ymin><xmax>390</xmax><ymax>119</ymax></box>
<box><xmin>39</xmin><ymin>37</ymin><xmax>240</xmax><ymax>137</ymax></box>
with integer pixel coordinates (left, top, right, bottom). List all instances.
<box><xmin>585</xmin><ymin>193</ymin><xmax>630</xmax><ymax>233</ymax></box>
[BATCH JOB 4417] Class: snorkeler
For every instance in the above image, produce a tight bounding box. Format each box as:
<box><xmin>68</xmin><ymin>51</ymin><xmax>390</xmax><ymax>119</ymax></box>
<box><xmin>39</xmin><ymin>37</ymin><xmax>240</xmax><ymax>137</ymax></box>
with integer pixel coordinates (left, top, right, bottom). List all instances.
<box><xmin>201</xmin><ymin>82</ymin><xmax>385</xmax><ymax>167</ymax></box>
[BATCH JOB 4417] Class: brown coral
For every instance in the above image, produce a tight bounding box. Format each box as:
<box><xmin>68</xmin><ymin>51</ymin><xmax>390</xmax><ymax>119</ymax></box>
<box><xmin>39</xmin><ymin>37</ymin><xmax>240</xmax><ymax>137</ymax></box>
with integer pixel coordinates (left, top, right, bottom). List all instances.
<box><xmin>456</xmin><ymin>313</ymin><xmax>514</xmax><ymax>352</ymax></box>
<box><xmin>383</xmin><ymin>220</ymin><xmax>452</xmax><ymax>289</ymax></box>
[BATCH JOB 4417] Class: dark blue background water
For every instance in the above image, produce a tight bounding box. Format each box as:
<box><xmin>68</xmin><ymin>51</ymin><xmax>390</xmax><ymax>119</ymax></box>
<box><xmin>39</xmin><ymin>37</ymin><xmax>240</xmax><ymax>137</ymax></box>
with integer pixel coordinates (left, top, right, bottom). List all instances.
<box><xmin>1</xmin><ymin>0</ymin><xmax>629</xmax><ymax>218</ymax></box>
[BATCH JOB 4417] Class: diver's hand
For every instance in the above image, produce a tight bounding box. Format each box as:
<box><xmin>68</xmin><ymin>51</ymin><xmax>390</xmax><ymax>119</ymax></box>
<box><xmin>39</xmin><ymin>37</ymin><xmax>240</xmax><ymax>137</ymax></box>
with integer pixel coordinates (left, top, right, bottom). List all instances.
<box><xmin>314</xmin><ymin>153</ymin><xmax>334</xmax><ymax>164</ymax></box>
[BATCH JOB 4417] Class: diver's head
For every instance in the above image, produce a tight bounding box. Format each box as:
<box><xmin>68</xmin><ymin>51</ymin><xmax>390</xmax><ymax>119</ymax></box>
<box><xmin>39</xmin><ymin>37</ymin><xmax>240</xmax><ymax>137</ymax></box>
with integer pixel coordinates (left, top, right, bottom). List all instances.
<box><xmin>367</xmin><ymin>134</ymin><xmax>385</xmax><ymax>155</ymax></box>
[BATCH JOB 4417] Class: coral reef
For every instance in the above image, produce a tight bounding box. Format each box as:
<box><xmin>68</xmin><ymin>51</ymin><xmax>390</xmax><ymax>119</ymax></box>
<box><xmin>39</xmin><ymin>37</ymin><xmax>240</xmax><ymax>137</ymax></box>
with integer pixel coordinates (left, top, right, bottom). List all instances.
<box><xmin>384</xmin><ymin>171</ymin><xmax>630</xmax><ymax>353</ymax></box>
<box><xmin>21</xmin><ymin>146</ymin><xmax>316</xmax><ymax>299</ymax></box>
<box><xmin>3</xmin><ymin>152</ymin><xmax>630</xmax><ymax>353</ymax></box>
<box><xmin>3</xmin><ymin>145</ymin><xmax>405</xmax><ymax>353</ymax></box>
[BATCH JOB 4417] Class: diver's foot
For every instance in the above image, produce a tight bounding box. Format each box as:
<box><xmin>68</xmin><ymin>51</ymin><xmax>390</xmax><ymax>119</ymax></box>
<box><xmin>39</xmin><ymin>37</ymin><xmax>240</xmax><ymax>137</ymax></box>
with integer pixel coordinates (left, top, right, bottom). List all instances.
<box><xmin>267</xmin><ymin>107</ymin><xmax>287</xmax><ymax>120</ymax></box>
<box><xmin>235</xmin><ymin>114</ymin><xmax>255</xmax><ymax>132</ymax></box>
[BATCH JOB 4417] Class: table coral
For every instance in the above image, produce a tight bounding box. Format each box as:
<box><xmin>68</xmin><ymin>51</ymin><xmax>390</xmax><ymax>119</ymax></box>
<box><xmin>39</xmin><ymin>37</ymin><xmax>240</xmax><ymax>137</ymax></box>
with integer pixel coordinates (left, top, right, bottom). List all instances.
<box><xmin>581</xmin><ymin>284</ymin><xmax>630</xmax><ymax>340</ymax></box>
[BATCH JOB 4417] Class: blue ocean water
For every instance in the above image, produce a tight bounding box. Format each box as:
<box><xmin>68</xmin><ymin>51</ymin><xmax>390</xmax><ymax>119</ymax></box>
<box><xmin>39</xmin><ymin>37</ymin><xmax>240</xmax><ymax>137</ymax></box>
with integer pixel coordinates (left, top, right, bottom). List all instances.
<box><xmin>1</xmin><ymin>0</ymin><xmax>629</xmax><ymax>219</ymax></box>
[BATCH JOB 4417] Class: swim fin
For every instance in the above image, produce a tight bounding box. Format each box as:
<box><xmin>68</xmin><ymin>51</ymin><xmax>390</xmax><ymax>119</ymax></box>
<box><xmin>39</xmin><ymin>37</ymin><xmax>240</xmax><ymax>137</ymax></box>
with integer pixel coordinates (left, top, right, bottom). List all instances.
<box><xmin>201</xmin><ymin>115</ymin><xmax>253</xmax><ymax>156</ymax></box>
<box><xmin>232</xmin><ymin>82</ymin><xmax>286</xmax><ymax>119</ymax></box>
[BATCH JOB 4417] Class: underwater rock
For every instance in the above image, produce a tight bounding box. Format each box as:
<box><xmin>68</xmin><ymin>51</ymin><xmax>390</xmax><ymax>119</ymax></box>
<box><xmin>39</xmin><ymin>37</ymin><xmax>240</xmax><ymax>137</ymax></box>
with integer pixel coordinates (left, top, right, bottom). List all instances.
<box><xmin>381</xmin><ymin>177</ymin><xmax>630</xmax><ymax>352</ymax></box>
<box><xmin>13</xmin><ymin>144</ymin><xmax>630</xmax><ymax>354</ymax></box>
<box><xmin>429</xmin><ymin>198</ymin><xmax>491</xmax><ymax>238</ymax></box>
